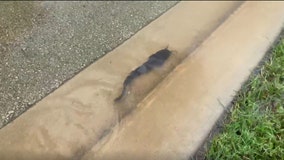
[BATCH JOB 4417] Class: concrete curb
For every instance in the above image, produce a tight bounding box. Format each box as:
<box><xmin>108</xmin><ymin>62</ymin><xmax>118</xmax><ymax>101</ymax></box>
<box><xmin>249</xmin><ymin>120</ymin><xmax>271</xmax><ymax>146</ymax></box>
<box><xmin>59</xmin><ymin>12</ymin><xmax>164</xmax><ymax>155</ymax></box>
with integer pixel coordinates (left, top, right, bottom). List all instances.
<box><xmin>0</xmin><ymin>1</ymin><xmax>283</xmax><ymax>160</ymax></box>
<box><xmin>81</xmin><ymin>1</ymin><xmax>284</xmax><ymax>160</ymax></box>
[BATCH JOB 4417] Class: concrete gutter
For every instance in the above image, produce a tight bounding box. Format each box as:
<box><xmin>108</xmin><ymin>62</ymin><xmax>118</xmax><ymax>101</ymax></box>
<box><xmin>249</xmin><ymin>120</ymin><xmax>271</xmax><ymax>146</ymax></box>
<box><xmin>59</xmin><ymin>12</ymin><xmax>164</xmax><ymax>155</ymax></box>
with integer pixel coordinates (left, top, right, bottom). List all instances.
<box><xmin>0</xmin><ymin>1</ymin><xmax>284</xmax><ymax>160</ymax></box>
<box><xmin>82</xmin><ymin>1</ymin><xmax>284</xmax><ymax>160</ymax></box>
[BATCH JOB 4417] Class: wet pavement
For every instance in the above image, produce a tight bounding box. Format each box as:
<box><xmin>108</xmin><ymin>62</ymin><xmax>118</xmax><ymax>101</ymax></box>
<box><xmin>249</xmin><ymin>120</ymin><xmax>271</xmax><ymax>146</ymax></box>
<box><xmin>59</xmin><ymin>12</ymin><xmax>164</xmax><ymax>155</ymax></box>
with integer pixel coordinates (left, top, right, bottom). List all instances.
<box><xmin>1</xmin><ymin>2</ymin><xmax>283</xmax><ymax>159</ymax></box>
<box><xmin>0</xmin><ymin>1</ymin><xmax>178</xmax><ymax>128</ymax></box>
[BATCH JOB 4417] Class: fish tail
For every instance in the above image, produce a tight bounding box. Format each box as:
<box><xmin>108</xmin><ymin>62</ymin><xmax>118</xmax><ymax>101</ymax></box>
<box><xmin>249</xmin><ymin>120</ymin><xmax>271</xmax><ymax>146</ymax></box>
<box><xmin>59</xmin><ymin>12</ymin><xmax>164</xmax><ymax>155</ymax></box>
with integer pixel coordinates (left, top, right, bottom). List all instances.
<box><xmin>114</xmin><ymin>85</ymin><xmax>127</xmax><ymax>102</ymax></box>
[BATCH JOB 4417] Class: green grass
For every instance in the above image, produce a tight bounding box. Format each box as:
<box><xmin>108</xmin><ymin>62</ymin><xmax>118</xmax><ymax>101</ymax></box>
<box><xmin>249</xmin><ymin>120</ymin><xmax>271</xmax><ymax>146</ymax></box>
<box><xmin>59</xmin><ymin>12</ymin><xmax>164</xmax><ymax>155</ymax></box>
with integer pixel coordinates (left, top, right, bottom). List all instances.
<box><xmin>206</xmin><ymin>38</ymin><xmax>284</xmax><ymax>159</ymax></box>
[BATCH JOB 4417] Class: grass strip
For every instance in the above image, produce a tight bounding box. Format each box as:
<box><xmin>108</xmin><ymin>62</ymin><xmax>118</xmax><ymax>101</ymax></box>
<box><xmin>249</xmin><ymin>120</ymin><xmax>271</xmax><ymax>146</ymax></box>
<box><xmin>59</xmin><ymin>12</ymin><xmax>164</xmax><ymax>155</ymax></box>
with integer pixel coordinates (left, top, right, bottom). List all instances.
<box><xmin>206</xmin><ymin>38</ymin><xmax>284</xmax><ymax>159</ymax></box>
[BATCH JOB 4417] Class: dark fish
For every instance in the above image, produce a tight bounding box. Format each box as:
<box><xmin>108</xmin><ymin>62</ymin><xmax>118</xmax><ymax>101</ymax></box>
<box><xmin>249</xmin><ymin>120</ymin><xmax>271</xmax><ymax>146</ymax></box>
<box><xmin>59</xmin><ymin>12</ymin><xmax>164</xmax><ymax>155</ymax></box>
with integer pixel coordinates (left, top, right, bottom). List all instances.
<box><xmin>114</xmin><ymin>47</ymin><xmax>172</xmax><ymax>102</ymax></box>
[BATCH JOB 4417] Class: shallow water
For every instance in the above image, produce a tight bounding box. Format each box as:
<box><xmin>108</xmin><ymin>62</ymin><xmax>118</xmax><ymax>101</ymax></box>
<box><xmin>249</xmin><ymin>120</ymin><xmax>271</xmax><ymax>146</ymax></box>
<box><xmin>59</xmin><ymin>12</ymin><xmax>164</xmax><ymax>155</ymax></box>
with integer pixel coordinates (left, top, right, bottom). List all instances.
<box><xmin>114</xmin><ymin>48</ymin><xmax>182</xmax><ymax>120</ymax></box>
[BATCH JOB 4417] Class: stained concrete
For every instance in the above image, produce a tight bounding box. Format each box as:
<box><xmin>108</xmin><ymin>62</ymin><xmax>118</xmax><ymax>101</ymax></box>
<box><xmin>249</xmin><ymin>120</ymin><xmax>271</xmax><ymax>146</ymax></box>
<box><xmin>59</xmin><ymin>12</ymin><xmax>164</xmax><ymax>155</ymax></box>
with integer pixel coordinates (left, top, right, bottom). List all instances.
<box><xmin>0</xmin><ymin>1</ymin><xmax>178</xmax><ymax>128</ymax></box>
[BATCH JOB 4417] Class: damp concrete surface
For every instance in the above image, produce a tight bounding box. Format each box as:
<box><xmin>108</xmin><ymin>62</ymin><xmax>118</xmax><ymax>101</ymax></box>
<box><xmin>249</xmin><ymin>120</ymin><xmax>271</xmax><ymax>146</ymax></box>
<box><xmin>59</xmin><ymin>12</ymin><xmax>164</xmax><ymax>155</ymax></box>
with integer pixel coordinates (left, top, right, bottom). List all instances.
<box><xmin>0</xmin><ymin>1</ymin><xmax>178</xmax><ymax>128</ymax></box>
